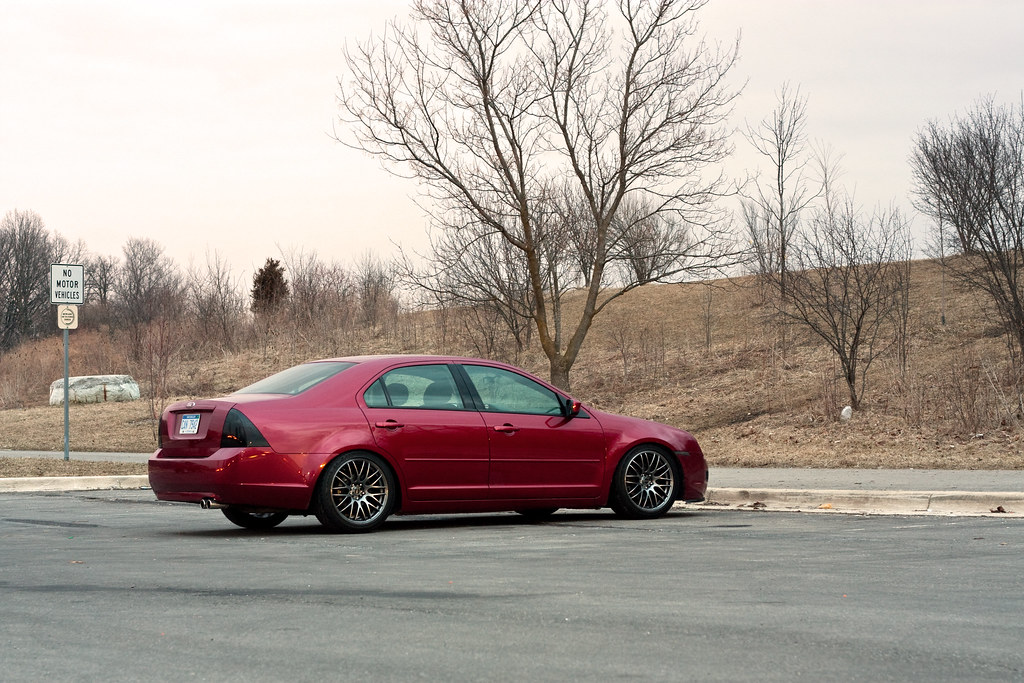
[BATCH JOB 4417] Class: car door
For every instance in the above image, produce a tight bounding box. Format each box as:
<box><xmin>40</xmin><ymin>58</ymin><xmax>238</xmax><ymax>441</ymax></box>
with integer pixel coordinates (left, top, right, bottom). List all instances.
<box><xmin>361</xmin><ymin>363</ymin><xmax>489</xmax><ymax>502</ymax></box>
<box><xmin>457</xmin><ymin>363</ymin><xmax>606</xmax><ymax>501</ymax></box>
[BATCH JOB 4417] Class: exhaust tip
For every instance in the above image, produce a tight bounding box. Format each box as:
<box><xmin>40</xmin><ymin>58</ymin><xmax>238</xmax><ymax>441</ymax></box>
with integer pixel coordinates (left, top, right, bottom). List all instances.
<box><xmin>200</xmin><ymin>497</ymin><xmax>224</xmax><ymax>510</ymax></box>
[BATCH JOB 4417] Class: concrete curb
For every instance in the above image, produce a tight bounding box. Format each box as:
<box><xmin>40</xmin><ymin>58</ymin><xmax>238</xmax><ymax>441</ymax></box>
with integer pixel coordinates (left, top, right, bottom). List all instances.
<box><xmin>0</xmin><ymin>475</ymin><xmax>150</xmax><ymax>493</ymax></box>
<box><xmin>695</xmin><ymin>487</ymin><xmax>1024</xmax><ymax>517</ymax></box>
<box><xmin>2</xmin><ymin>478</ymin><xmax>1022</xmax><ymax>517</ymax></box>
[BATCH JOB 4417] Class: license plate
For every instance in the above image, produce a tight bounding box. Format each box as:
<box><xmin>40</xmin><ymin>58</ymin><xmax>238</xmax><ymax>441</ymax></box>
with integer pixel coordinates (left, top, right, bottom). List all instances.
<box><xmin>179</xmin><ymin>413</ymin><xmax>201</xmax><ymax>435</ymax></box>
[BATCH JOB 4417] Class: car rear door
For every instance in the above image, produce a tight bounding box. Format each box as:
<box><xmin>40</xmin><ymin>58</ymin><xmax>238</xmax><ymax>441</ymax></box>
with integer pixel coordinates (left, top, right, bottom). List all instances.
<box><xmin>361</xmin><ymin>363</ymin><xmax>490</xmax><ymax>502</ymax></box>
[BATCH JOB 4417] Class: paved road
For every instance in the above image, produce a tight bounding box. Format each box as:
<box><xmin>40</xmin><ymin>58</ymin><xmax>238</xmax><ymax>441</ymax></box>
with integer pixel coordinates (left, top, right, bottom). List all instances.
<box><xmin>1</xmin><ymin>489</ymin><xmax>1021</xmax><ymax>681</ymax></box>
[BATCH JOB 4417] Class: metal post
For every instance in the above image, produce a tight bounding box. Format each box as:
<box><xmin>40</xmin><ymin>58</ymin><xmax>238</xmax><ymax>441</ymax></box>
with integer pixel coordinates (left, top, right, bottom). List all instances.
<box><xmin>51</xmin><ymin>264</ymin><xmax>83</xmax><ymax>461</ymax></box>
<box><xmin>63</xmin><ymin>327</ymin><xmax>70</xmax><ymax>461</ymax></box>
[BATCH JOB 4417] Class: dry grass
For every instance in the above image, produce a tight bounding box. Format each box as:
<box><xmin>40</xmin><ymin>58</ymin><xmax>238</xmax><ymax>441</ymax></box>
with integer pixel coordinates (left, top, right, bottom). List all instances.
<box><xmin>0</xmin><ymin>400</ymin><xmax>157</xmax><ymax>452</ymax></box>
<box><xmin>0</xmin><ymin>457</ymin><xmax>146</xmax><ymax>477</ymax></box>
<box><xmin>2</xmin><ymin>256</ymin><xmax>1023</xmax><ymax>473</ymax></box>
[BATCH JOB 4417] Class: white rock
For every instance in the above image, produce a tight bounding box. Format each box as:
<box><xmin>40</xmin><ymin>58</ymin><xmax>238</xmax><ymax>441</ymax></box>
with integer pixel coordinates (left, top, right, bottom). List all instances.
<box><xmin>839</xmin><ymin>405</ymin><xmax>853</xmax><ymax>422</ymax></box>
<box><xmin>49</xmin><ymin>375</ymin><xmax>141</xmax><ymax>405</ymax></box>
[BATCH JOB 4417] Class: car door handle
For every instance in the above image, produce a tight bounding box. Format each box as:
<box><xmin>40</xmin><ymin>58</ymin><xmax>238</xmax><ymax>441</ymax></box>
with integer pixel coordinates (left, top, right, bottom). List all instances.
<box><xmin>493</xmin><ymin>424</ymin><xmax>519</xmax><ymax>434</ymax></box>
<box><xmin>375</xmin><ymin>420</ymin><xmax>404</xmax><ymax>430</ymax></box>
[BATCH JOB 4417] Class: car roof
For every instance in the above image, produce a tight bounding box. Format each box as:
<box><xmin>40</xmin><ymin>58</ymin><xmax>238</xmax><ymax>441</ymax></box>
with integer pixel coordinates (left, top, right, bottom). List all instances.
<box><xmin>317</xmin><ymin>354</ymin><xmax>511</xmax><ymax>367</ymax></box>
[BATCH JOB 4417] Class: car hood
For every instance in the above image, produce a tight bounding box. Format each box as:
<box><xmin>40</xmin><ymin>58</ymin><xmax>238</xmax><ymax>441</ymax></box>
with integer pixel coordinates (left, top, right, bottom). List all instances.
<box><xmin>587</xmin><ymin>406</ymin><xmax>702</xmax><ymax>455</ymax></box>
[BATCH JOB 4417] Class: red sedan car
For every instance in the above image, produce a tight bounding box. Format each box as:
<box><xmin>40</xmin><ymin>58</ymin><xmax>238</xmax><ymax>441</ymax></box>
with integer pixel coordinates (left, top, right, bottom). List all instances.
<box><xmin>149</xmin><ymin>355</ymin><xmax>707</xmax><ymax>532</ymax></box>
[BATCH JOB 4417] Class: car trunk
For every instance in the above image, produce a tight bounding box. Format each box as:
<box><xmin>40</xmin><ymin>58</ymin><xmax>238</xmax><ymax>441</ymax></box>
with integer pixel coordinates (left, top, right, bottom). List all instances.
<box><xmin>158</xmin><ymin>400</ymin><xmax>233</xmax><ymax>457</ymax></box>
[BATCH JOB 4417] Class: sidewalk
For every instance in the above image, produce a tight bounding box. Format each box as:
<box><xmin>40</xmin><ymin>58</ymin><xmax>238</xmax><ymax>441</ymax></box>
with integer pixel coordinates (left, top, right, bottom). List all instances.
<box><xmin>712</xmin><ymin>467</ymin><xmax>1024</xmax><ymax>492</ymax></box>
<box><xmin>1</xmin><ymin>449</ymin><xmax>151</xmax><ymax>464</ymax></box>
<box><xmin>2</xmin><ymin>452</ymin><xmax>1023</xmax><ymax>516</ymax></box>
<box><xmin>705</xmin><ymin>467</ymin><xmax>1024</xmax><ymax>517</ymax></box>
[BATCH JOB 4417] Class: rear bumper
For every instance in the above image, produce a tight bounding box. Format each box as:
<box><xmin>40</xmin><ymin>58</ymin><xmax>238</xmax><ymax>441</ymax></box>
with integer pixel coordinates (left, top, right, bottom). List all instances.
<box><xmin>148</xmin><ymin>447</ymin><xmax>318</xmax><ymax>511</ymax></box>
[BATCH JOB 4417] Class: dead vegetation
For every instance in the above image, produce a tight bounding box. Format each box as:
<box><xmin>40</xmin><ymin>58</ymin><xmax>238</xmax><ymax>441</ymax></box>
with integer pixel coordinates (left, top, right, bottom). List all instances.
<box><xmin>1</xmin><ymin>257</ymin><xmax>1023</xmax><ymax>471</ymax></box>
<box><xmin>0</xmin><ymin>457</ymin><xmax>146</xmax><ymax>478</ymax></box>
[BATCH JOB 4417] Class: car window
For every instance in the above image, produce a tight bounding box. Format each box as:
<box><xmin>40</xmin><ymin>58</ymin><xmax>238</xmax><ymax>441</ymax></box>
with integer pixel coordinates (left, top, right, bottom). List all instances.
<box><xmin>371</xmin><ymin>364</ymin><xmax>465</xmax><ymax>410</ymax></box>
<box><xmin>363</xmin><ymin>379</ymin><xmax>388</xmax><ymax>408</ymax></box>
<box><xmin>235</xmin><ymin>361</ymin><xmax>354</xmax><ymax>395</ymax></box>
<box><xmin>461</xmin><ymin>365</ymin><xmax>563</xmax><ymax>415</ymax></box>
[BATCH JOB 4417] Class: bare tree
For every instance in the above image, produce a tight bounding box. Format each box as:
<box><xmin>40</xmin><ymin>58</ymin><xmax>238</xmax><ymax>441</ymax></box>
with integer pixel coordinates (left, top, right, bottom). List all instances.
<box><xmin>285</xmin><ymin>249</ymin><xmax>350</xmax><ymax>324</ymax></box>
<box><xmin>0</xmin><ymin>225</ymin><xmax>10</xmax><ymax>345</ymax></box>
<box><xmin>911</xmin><ymin>96</ymin><xmax>1024</xmax><ymax>365</ymax></box>
<box><xmin>892</xmin><ymin>249</ymin><xmax>912</xmax><ymax>378</ymax></box>
<box><xmin>184</xmin><ymin>252</ymin><xmax>247</xmax><ymax>352</ymax></box>
<box><xmin>612</xmin><ymin>197</ymin><xmax>697</xmax><ymax>285</ymax></box>
<box><xmin>77</xmin><ymin>252</ymin><xmax>119</xmax><ymax>330</ymax></box>
<box><xmin>402</xmin><ymin>220</ymin><xmax>536</xmax><ymax>359</ymax></box>
<box><xmin>783</xmin><ymin>161</ymin><xmax>912</xmax><ymax>410</ymax></box>
<box><xmin>742</xmin><ymin>83</ymin><xmax>818</xmax><ymax>322</ymax></box>
<box><xmin>354</xmin><ymin>252</ymin><xmax>400</xmax><ymax>329</ymax></box>
<box><xmin>700</xmin><ymin>279</ymin><xmax>716</xmax><ymax>353</ymax></box>
<box><xmin>282</xmin><ymin>248</ymin><xmax>355</xmax><ymax>351</ymax></box>
<box><xmin>459</xmin><ymin>303</ymin><xmax>519</xmax><ymax>361</ymax></box>
<box><xmin>113</xmin><ymin>237</ymin><xmax>184</xmax><ymax>356</ymax></box>
<box><xmin>338</xmin><ymin>0</ymin><xmax>740</xmax><ymax>388</ymax></box>
<box><xmin>0</xmin><ymin>210</ymin><xmax>77</xmax><ymax>351</ymax></box>
<box><xmin>405</xmin><ymin>185</ymin><xmax>595</xmax><ymax>361</ymax></box>
<box><xmin>137</xmin><ymin>315</ymin><xmax>184</xmax><ymax>443</ymax></box>
<box><xmin>85</xmin><ymin>253</ymin><xmax>119</xmax><ymax>306</ymax></box>
<box><xmin>50</xmin><ymin>234</ymin><xmax>87</xmax><ymax>268</ymax></box>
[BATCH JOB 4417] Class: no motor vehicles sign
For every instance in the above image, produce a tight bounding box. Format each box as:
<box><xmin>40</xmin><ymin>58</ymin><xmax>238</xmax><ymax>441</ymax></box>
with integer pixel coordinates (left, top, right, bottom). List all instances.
<box><xmin>51</xmin><ymin>263</ymin><xmax>86</xmax><ymax>462</ymax></box>
<box><xmin>51</xmin><ymin>263</ymin><xmax>85</xmax><ymax>304</ymax></box>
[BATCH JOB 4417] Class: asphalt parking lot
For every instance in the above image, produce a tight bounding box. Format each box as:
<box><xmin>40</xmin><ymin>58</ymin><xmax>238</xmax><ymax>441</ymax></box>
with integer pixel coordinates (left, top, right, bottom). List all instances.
<box><xmin>2</xmin><ymin>489</ymin><xmax>1022</xmax><ymax>681</ymax></box>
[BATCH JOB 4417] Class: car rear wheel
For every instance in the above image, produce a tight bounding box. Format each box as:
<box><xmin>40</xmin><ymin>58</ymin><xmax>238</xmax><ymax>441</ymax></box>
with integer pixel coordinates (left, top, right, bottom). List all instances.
<box><xmin>315</xmin><ymin>452</ymin><xmax>396</xmax><ymax>533</ymax></box>
<box><xmin>221</xmin><ymin>507</ymin><xmax>289</xmax><ymax>530</ymax></box>
<box><xmin>610</xmin><ymin>446</ymin><xmax>678</xmax><ymax>519</ymax></box>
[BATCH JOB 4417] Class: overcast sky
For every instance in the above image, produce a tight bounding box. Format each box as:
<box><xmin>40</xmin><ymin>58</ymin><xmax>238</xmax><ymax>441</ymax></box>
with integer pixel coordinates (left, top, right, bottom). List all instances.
<box><xmin>2</xmin><ymin>0</ymin><xmax>1022</xmax><ymax>277</ymax></box>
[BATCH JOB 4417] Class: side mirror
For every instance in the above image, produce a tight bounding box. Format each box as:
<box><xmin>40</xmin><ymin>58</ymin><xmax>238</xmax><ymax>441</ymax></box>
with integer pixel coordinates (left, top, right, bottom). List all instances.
<box><xmin>564</xmin><ymin>398</ymin><xmax>581</xmax><ymax>418</ymax></box>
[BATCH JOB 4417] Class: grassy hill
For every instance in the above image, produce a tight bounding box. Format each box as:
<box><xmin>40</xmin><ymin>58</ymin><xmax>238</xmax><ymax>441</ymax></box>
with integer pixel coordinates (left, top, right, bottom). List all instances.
<box><xmin>1</xmin><ymin>256</ymin><xmax>1022</xmax><ymax>469</ymax></box>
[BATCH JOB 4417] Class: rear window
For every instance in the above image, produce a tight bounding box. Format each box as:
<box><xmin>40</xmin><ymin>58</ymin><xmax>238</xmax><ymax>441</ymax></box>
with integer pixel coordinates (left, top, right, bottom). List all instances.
<box><xmin>234</xmin><ymin>361</ymin><xmax>355</xmax><ymax>396</ymax></box>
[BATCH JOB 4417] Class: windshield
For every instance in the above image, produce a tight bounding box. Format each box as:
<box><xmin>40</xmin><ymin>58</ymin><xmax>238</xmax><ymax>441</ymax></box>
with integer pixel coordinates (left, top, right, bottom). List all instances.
<box><xmin>234</xmin><ymin>361</ymin><xmax>355</xmax><ymax>396</ymax></box>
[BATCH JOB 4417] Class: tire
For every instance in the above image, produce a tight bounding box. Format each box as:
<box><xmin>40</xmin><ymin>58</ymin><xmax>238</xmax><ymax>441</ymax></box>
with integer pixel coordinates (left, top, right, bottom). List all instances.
<box><xmin>315</xmin><ymin>452</ymin><xmax>396</xmax><ymax>533</ymax></box>
<box><xmin>515</xmin><ymin>507</ymin><xmax>559</xmax><ymax>520</ymax></box>
<box><xmin>610</xmin><ymin>446</ymin><xmax>679</xmax><ymax>519</ymax></box>
<box><xmin>221</xmin><ymin>507</ymin><xmax>289</xmax><ymax>530</ymax></box>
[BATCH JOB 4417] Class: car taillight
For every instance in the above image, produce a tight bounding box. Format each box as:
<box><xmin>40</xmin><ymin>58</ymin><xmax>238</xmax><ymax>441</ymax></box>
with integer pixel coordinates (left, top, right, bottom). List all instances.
<box><xmin>220</xmin><ymin>408</ymin><xmax>270</xmax><ymax>448</ymax></box>
<box><xmin>158</xmin><ymin>414</ymin><xmax>167</xmax><ymax>449</ymax></box>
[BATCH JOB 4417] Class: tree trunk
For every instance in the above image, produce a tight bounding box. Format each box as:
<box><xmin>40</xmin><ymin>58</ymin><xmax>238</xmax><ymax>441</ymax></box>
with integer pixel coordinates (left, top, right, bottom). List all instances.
<box><xmin>844</xmin><ymin>362</ymin><xmax>860</xmax><ymax>411</ymax></box>
<box><xmin>548</xmin><ymin>356</ymin><xmax>571</xmax><ymax>392</ymax></box>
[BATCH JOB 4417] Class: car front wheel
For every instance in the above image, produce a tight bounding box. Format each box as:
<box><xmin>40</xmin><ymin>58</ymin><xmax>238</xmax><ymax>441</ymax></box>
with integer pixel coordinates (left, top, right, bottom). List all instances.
<box><xmin>221</xmin><ymin>507</ymin><xmax>289</xmax><ymax>530</ymax></box>
<box><xmin>315</xmin><ymin>452</ymin><xmax>396</xmax><ymax>533</ymax></box>
<box><xmin>610</xmin><ymin>446</ymin><xmax>678</xmax><ymax>519</ymax></box>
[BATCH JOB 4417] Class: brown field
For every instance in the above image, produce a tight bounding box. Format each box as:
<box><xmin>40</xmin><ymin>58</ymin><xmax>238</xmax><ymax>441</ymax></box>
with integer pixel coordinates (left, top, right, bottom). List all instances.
<box><xmin>0</xmin><ymin>457</ymin><xmax>146</xmax><ymax>478</ymax></box>
<box><xmin>2</xmin><ymin>257</ymin><xmax>1023</xmax><ymax>477</ymax></box>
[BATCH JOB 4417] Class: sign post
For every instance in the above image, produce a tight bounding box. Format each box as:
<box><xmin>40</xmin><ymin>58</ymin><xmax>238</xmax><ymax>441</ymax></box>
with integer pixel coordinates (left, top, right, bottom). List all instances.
<box><xmin>51</xmin><ymin>264</ymin><xmax>85</xmax><ymax>461</ymax></box>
